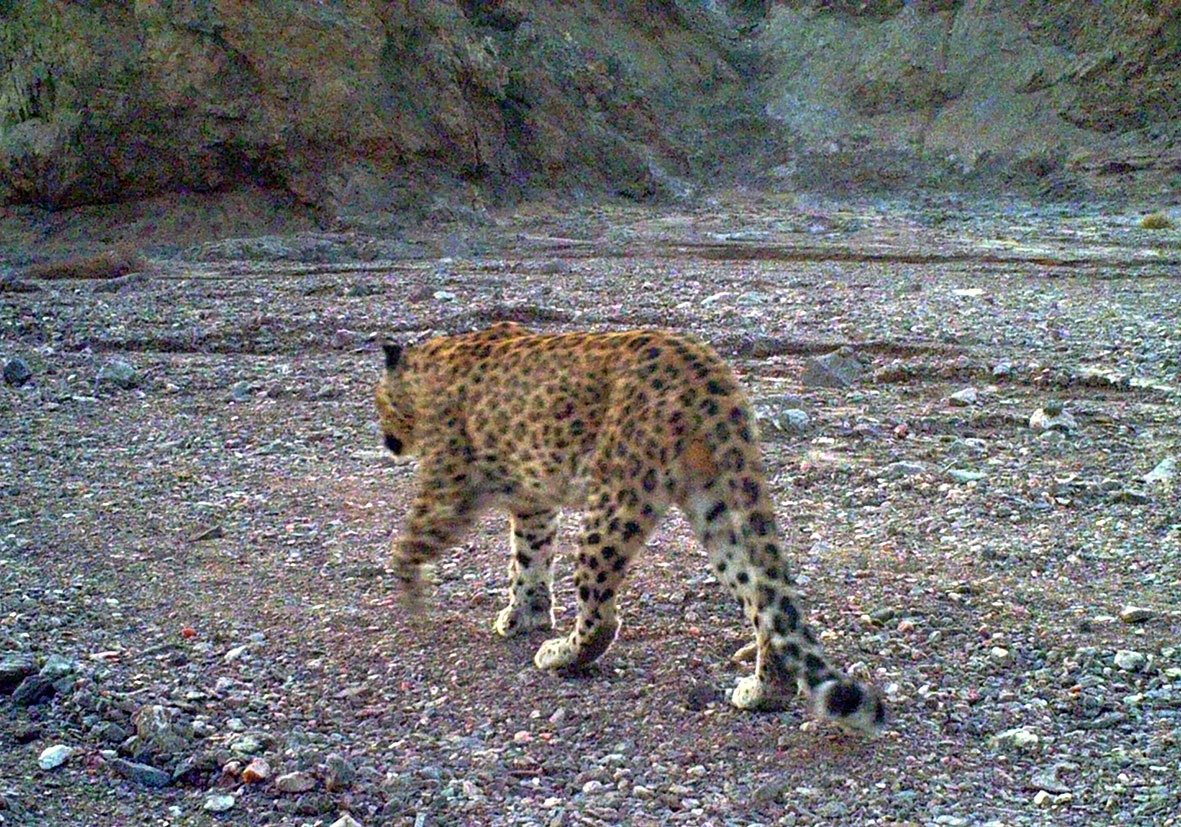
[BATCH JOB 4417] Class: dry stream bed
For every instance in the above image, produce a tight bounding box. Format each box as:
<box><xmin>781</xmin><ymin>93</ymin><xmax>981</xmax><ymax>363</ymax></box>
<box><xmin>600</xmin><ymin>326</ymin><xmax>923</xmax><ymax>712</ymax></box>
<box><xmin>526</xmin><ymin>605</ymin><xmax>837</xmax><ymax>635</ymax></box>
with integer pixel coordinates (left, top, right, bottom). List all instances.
<box><xmin>1</xmin><ymin>195</ymin><xmax>1179</xmax><ymax>826</ymax></box>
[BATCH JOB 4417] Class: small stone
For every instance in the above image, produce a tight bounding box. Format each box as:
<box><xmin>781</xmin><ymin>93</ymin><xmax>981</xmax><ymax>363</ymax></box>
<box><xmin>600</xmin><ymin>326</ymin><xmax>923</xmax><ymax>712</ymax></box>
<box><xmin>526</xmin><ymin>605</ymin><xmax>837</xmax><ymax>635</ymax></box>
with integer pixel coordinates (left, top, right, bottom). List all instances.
<box><xmin>1029</xmin><ymin>404</ymin><xmax>1076</xmax><ymax>433</ymax></box>
<box><xmin>947</xmin><ymin>468</ymin><xmax>986</xmax><ymax>483</ymax></box>
<box><xmin>230</xmin><ymin>381</ymin><xmax>253</xmax><ymax>402</ymax></box>
<box><xmin>433</xmin><ymin>290</ymin><xmax>457</xmax><ymax>302</ymax></box>
<box><xmin>109</xmin><ymin>757</ymin><xmax>172</xmax><ymax>788</ymax></box>
<box><xmin>38</xmin><ymin>745</ymin><xmax>74</xmax><ymax>770</ymax></box>
<box><xmin>3</xmin><ymin>357</ymin><xmax>32</xmax><ymax>386</ymax></box>
<box><xmin>1143</xmin><ymin>456</ymin><xmax>1177</xmax><ymax>485</ymax></box>
<box><xmin>242</xmin><ymin>758</ymin><xmax>271</xmax><ymax>784</ymax></box>
<box><xmin>948</xmin><ymin>387</ymin><xmax>978</xmax><ymax>406</ymax></box>
<box><xmin>989</xmin><ymin>727</ymin><xmax>1040</xmax><ymax>752</ymax></box>
<box><xmin>330</xmin><ymin>815</ymin><xmax>363</xmax><ymax>827</ymax></box>
<box><xmin>801</xmin><ymin>347</ymin><xmax>863</xmax><ymax>388</ymax></box>
<box><xmin>0</xmin><ymin>653</ymin><xmax>37</xmax><ymax>693</ymax></box>
<box><xmin>275</xmin><ymin>771</ymin><xmax>318</xmax><ymax>793</ymax></box>
<box><xmin>992</xmin><ymin>361</ymin><xmax>1013</xmax><ymax>378</ymax></box>
<box><xmin>1113</xmin><ymin>650</ymin><xmax>1147</xmax><ymax>671</ymax></box>
<box><xmin>323</xmin><ymin>753</ymin><xmax>355</xmax><ymax>792</ymax></box>
<box><xmin>97</xmin><ymin>359</ymin><xmax>139</xmax><ymax>389</ymax></box>
<box><xmin>759</xmin><ymin>406</ymin><xmax>810</xmax><ymax>433</ymax></box>
<box><xmin>204</xmin><ymin>794</ymin><xmax>236</xmax><ymax>813</ymax></box>
<box><xmin>1119</xmin><ymin>606</ymin><xmax>1154</xmax><ymax>624</ymax></box>
<box><xmin>1033</xmin><ymin>790</ymin><xmax>1053</xmax><ymax>807</ymax></box>
<box><xmin>990</xmin><ymin>646</ymin><xmax>1013</xmax><ymax>665</ymax></box>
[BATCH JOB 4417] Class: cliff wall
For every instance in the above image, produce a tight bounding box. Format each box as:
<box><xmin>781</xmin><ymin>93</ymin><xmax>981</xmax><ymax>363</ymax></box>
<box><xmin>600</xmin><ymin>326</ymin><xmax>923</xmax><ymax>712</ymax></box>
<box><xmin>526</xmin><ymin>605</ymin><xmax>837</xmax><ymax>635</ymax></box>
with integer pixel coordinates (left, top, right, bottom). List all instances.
<box><xmin>1</xmin><ymin>0</ymin><xmax>1177</xmax><ymax>228</ymax></box>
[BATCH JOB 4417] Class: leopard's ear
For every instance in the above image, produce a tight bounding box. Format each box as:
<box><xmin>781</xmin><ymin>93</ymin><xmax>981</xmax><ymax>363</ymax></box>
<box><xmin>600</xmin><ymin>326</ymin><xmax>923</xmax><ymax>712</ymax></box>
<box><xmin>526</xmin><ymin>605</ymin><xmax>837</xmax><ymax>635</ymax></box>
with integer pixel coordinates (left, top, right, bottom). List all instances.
<box><xmin>382</xmin><ymin>342</ymin><xmax>403</xmax><ymax>370</ymax></box>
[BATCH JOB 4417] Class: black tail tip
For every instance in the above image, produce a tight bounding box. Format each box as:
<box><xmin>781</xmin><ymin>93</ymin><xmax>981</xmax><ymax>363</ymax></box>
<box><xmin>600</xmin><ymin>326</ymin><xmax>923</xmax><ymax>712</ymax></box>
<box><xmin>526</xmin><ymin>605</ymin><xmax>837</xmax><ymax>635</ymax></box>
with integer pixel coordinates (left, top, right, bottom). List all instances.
<box><xmin>816</xmin><ymin>680</ymin><xmax>887</xmax><ymax>735</ymax></box>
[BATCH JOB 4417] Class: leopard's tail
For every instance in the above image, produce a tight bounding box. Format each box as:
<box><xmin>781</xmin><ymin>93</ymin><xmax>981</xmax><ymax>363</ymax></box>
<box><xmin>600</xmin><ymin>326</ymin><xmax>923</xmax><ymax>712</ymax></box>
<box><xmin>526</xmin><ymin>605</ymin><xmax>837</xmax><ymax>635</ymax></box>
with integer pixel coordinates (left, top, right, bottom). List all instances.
<box><xmin>676</xmin><ymin>404</ymin><xmax>885</xmax><ymax>733</ymax></box>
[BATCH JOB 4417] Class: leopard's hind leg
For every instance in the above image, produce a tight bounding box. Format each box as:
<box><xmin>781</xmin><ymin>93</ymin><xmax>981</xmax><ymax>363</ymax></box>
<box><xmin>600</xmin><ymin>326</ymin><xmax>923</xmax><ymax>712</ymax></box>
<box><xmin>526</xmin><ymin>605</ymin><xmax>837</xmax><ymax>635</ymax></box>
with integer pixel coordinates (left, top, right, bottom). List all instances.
<box><xmin>534</xmin><ymin>483</ymin><xmax>667</xmax><ymax>671</ymax></box>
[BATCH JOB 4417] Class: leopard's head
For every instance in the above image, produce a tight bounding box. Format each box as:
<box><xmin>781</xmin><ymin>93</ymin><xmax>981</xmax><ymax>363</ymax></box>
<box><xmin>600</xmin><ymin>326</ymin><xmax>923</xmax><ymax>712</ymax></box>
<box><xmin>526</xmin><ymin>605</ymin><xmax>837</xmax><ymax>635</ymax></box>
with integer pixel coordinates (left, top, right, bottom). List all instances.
<box><xmin>375</xmin><ymin>342</ymin><xmax>418</xmax><ymax>456</ymax></box>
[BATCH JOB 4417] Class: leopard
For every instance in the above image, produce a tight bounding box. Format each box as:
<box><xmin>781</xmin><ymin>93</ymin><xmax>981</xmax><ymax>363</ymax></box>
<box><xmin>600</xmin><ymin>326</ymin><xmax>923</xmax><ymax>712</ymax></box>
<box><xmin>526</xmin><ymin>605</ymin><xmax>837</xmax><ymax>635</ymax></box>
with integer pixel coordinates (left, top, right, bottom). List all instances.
<box><xmin>375</xmin><ymin>322</ymin><xmax>885</xmax><ymax>733</ymax></box>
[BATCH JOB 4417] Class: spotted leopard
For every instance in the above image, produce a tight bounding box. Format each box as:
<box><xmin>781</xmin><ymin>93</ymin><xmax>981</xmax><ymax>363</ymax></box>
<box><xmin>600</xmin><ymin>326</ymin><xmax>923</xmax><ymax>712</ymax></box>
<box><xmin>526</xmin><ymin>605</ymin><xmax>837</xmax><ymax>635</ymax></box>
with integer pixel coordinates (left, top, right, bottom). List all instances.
<box><xmin>375</xmin><ymin>322</ymin><xmax>884</xmax><ymax>732</ymax></box>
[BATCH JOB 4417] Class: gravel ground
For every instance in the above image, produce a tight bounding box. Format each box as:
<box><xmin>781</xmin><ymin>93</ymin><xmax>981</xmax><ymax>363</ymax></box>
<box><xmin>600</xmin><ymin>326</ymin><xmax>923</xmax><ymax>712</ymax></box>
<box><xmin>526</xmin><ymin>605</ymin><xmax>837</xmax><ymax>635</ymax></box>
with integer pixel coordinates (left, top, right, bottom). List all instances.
<box><xmin>2</xmin><ymin>193</ymin><xmax>1179</xmax><ymax>826</ymax></box>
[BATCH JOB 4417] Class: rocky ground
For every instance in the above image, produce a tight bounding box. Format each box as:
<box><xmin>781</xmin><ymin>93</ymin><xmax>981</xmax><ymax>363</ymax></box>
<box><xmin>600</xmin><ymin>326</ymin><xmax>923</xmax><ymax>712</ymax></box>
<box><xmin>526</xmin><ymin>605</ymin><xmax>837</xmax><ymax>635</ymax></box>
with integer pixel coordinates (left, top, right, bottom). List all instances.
<box><xmin>1</xmin><ymin>192</ymin><xmax>1179</xmax><ymax>826</ymax></box>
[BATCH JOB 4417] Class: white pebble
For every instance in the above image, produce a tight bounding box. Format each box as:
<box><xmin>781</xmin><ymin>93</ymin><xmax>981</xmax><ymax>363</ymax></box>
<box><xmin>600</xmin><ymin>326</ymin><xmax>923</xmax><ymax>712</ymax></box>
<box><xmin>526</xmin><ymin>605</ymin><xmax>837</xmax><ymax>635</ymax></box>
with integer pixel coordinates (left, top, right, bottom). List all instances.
<box><xmin>224</xmin><ymin>645</ymin><xmax>249</xmax><ymax>663</ymax></box>
<box><xmin>948</xmin><ymin>387</ymin><xmax>978</xmax><ymax>406</ymax></box>
<box><xmin>204</xmin><ymin>794</ymin><xmax>236</xmax><ymax>813</ymax></box>
<box><xmin>1114</xmin><ymin>650</ymin><xmax>1147</xmax><ymax>671</ymax></box>
<box><xmin>989</xmin><ymin>727</ymin><xmax>1040</xmax><ymax>752</ymax></box>
<box><xmin>38</xmin><ymin>745</ymin><xmax>74</xmax><ymax>770</ymax></box>
<box><xmin>1119</xmin><ymin>606</ymin><xmax>1154</xmax><ymax>624</ymax></box>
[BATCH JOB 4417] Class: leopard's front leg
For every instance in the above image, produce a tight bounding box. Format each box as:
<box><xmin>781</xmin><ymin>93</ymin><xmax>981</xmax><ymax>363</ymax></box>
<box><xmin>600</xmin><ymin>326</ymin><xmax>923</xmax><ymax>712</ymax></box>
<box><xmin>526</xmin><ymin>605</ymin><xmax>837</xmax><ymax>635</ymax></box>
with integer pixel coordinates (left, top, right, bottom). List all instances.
<box><xmin>390</xmin><ymin>453</ymin><xmax>480</xmax><ymax>611</ymax></box>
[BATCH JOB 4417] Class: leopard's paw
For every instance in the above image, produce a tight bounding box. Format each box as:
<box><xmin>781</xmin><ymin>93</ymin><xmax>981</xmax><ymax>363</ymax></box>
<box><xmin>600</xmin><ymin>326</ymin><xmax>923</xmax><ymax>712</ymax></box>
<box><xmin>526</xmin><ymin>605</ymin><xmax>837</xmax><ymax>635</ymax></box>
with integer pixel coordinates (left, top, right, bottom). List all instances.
<box><xmin>812</xmin><ymin>679</ymin><xmax>886</xmax><ymax>735</ymax></box>
<box><xmin>730</xmin><ymin>641</ymin><xmax>757</xmax><ymax>664</ymax></box>
<box><xmin>534</xmin><ymin>635</ymin><xmax>578</xmax><ymax>670</ymax></box>
<box><xmin>494</xmin><ymin>604</ymin><xmax>553</xmax><ymax>638</ymax></box>
<box><xmin>390</xmin><ymin>562</ymin><xmax>429</xmax><ymax>615</ymax></box>
<box><xmin>730</xmin><ymin>675</ymin><xmax>793</xmax><ymax>711</ymax></box>
<box><xmin>535</xmin><ymin>617</ymin><xmax>619</xmax><ymax>670</ymax></box>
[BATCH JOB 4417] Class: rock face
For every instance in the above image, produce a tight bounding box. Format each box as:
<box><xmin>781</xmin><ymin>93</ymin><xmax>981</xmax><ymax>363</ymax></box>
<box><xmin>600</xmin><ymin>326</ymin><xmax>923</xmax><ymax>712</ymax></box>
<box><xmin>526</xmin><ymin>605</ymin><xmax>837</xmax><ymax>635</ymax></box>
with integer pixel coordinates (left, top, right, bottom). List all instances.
<box><xmin>0</xmin><ymin>1</ymin><xmax>1177</xmax><ymax>223</ymax></box>
<box><xmin>759</xmin><ymin>1</ymin><xmax>1181</xmax><ymax>196</ymax></box>
<box><xmin>0</xmin><ymin>0</ymin><xmax>736</xmax><ymax>219</ymax></box>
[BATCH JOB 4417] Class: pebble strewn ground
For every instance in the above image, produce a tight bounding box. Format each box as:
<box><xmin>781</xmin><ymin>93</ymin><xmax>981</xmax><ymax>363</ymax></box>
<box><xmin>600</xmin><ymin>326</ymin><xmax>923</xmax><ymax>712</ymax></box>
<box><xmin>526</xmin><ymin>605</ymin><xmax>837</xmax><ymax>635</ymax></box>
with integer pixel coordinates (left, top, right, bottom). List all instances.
<box><xmin>1</xmin><ymin>195</ymin><xmax>1179</xmax><ymax>826</ymax></box>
